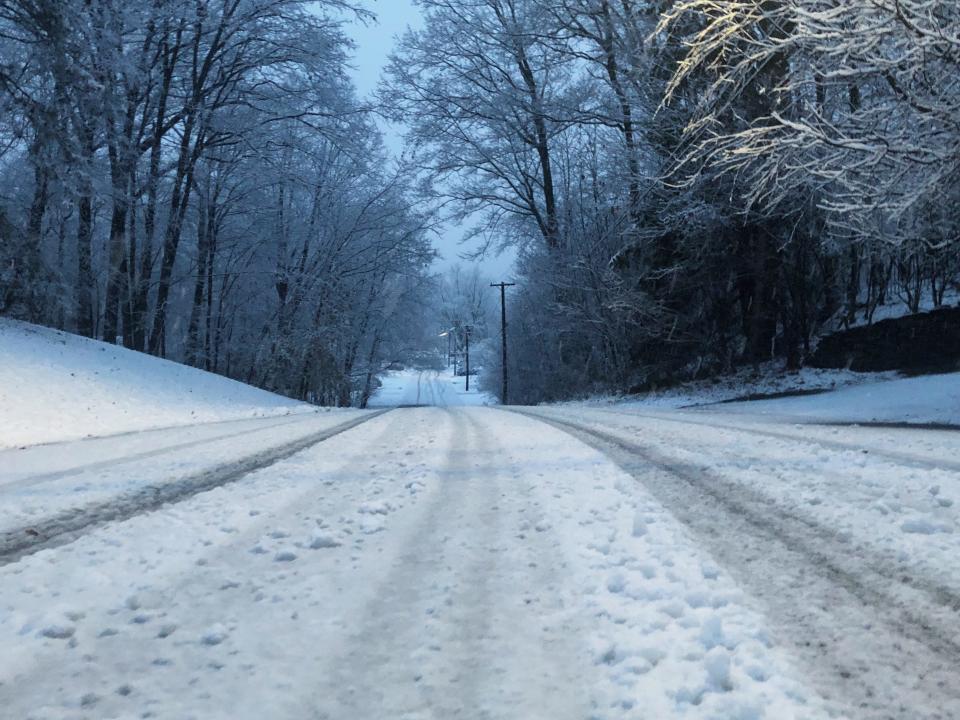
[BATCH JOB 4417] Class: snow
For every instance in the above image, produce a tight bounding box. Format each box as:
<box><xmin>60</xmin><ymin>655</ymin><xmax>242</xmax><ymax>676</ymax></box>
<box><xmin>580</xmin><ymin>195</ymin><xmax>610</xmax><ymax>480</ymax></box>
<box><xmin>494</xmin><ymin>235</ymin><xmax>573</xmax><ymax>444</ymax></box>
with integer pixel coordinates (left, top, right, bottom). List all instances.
<box><xmin>535</xmin><ymin>403</ymin><xmax>960</xmax><ymax>590</ymax></box>
<box><xmin>0</xmin><ymin>407</ymin><xmax>845</xmax><ymax>719</ymax></box>
<box><xmin>714</xmin><ymin>371</ymin><xmax>960</xmax><ymax>425</ymax></box>
<box><xmin>563</xmin><ymin>354</ymin><xmax>960</xmax><ymax>427</ymax></box>
<box><xmin>308</xmin><ymin>531</ymin><xmax>341</xmax><ymax>549</ymax></box>
<box><xmin>523</xmin><ymin>400</ymin><xmax>960</xmax><ymax>715</ymax></box>
<box><xmin>837</xmin><ymin>291</ymin><xmax>960</xmax><ymax>329</ymax></box>
<box><xmin>0</xmin><ymin>410</ymin><xmax>370</xmax><ymax>538</ymax></box>
<box><xmin>900</xmin><ymin>517</ymin><xmax>952</xmax><ymax>535</ymax></box>
<box><xmin>367</xmin><ymin>366</ymin><xmax>496</xmax><ymax>406</ymax></box>
<box><xmin>0</xmin><ymin>319</ymin><xmax>316</xmax><ymax>449</ymax></box>
<box><xmin>561</xmin><ymin>362</ymin><xmax>896</xmax><ymax>412</ymax></box>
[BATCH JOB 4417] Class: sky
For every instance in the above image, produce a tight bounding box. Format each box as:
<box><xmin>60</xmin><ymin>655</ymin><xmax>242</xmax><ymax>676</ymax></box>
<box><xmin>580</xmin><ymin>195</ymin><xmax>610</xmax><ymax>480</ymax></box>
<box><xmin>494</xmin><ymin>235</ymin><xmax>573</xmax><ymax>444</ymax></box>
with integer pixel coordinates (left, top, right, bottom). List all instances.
<box><xmin>346</xmin><ymin>1</ymin><xmax>422</xmax><ymax>98</ymax></box>
<box><xmin>342</xmin><ymin>1</ymin><xmax>517</xmax><ymax>279</ymax></box>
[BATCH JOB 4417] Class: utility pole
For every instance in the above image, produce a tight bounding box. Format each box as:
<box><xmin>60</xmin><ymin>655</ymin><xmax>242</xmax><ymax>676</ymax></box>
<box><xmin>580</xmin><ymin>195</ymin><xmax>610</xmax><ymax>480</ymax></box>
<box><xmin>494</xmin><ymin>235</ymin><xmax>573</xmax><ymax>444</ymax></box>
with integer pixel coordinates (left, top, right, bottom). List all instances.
<box><xmin>452</xmin><ymin>319</ymin><xmax>462</xmax><ymax>375</ymax></box>
<box><xmin>464</xmin><ymin>324</ymin><xmax>472</xmax><ymax>391</ymax></box>
<box><xmin>490</xmin><ymin>282</ymin><xmax>516</xmax><ymax>404</ymax></box>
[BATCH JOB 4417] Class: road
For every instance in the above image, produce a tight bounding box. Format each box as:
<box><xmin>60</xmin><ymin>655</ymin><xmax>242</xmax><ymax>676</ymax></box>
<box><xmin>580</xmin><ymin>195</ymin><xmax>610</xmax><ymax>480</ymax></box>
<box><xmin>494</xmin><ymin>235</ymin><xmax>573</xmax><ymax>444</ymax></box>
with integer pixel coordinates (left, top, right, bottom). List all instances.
<box><xmin>367</xmin><ymin>368</ymin><xmax>492</xmax><ymax>408</ymax></box>
<box><xmin>1</xmin><ymin>401</ymin><xmax>958</xmax><ymax>719</ymax></box>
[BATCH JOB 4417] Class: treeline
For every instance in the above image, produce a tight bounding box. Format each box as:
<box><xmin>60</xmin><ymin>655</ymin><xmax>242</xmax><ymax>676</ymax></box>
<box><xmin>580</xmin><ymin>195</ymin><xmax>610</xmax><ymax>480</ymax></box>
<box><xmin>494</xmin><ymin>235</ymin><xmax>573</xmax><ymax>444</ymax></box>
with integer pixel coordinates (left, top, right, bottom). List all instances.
<box><xmin>0</xmin><ymin>0</ymin><xmax>434</xmax><ymax>406</ymax></box>
<box><xmin>384</xmin><ymin>0</ymin><xmax>960</xmax><ymax>403</ymax></box>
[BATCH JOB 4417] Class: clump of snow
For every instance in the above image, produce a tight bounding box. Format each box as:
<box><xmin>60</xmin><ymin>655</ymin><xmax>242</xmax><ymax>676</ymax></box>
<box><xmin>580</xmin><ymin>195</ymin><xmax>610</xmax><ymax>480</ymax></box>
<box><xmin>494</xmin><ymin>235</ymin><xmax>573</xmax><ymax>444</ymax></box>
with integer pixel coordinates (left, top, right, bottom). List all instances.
<box><xmin>39</xmin><ymin>624</ymin><xmax>75</xmax><ymax>640</ymax></box>
<box><xmin>606</xmin><ymin>573</ymin><xmax>627</xmax><ymax>594</ymax></box>
<box><xmin>157</xmin><ymin>623</ymin><xmax>178</xmax><ymax>639</ymax></box>
<box><xmin>308</xmin><ymin>532</ymin><xmax>342</xmax><ymax>549</ymax></box>
<box><xmin>901</xmin><ymin>518</ymin><xmax>953</xmax><ymax>535</ymax></box>
<box><xmin>359</xmin><ymin>517</ymin><xmax>385</xmax><ymax>535</ymax></box>
<box><xmin>358</xmin><ymin>500</ymin><xmax>393</xmax><ymax>515</ymax></box>
<box><xmin>704</xmin><ymin>647</ymin><xmax>733</xmax><ymax>691</ymax></box>
<box><xmin>200</xmin><ymin>624</ymin><xmax>229</xmax><ymax>646</ymax></box>
<box><xmin>699</xmin><ymin>615</ymin><xmax>725</xmax><ymax>650</ymax></box>
<box><xmin>0</xmin><ymin>319</ymin><xmax>317</xmax><ymax>449</ymax></box>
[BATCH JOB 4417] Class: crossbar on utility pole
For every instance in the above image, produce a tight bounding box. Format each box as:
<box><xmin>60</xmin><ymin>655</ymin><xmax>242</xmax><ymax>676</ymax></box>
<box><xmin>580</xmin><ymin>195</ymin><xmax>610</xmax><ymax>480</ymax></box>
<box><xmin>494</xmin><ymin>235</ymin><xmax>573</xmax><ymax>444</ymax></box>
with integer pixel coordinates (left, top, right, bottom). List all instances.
<box><xmin>490</xmin><ymin>282</ymin><xmax>516</xmax><ymax>405</ymax></box>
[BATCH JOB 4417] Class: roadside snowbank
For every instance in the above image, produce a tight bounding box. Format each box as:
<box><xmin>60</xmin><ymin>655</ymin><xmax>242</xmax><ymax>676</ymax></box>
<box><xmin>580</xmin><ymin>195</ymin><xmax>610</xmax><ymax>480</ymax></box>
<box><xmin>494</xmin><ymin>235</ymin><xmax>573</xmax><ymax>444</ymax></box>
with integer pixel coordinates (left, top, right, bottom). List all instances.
<box><xmin>0</xmin><ymin>320</ymin><xmax>314</xmax><ymax>449</ymax></box>
<box><xmin>562</xmin><ymin>360</ymin><xmax>960</xmax><ymax>426</ymax></box>
<box><xmin>717</xmin><ymin>371</ymin><xmax>960</xmax><ymax>425</ymax></box>
<box><xmin>563</xmin><ymin>364</ymin><xmax>895</xmax><ymax>411</ymax></box>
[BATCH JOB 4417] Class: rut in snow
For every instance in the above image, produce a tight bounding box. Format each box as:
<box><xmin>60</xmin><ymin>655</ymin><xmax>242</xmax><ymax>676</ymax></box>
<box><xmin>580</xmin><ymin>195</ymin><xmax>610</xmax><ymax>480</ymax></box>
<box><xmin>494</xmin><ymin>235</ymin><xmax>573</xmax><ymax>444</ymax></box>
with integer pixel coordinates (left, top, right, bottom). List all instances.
<box><xmin>587</xmin><ymin>407</ymin><xmax>960</xmax><ymax>476</ymax></box>
<box><xmin>2</xmin><ymin>414</ymin><xmax>311</xmax><ymax>493</ymax></box>
<box><xmin>0</xmin><ymin>411</ymin><xmax>391</xmax><ymax>566</ymax></box>
<box><xmin>513</xmin><ymin>408</ymin><xmax>960</xmax><ymax>720</ymax></box>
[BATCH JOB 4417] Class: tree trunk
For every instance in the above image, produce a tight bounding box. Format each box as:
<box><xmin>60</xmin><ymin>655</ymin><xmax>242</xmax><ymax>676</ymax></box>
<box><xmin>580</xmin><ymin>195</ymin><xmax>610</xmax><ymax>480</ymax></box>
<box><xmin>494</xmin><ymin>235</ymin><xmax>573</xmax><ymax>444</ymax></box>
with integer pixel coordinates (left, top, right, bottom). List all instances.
<box><xmin>75</xmin><ymin>177</ymin><xmax>95</xmax><ymax>338</ymax></box>
<box><xmin>148</xmin><ymin>121</ymin><xmax>201</xmax><ymax>356</ymax></box>
<box><xmin>9</xmin><ymin>152</ymin><xmax>50</xmax><ymax>319</ymax></box>
<box><xmin>185</xmin><ymin>192</ymin><xmax>209</xmax><ymax>367</ymax></box>
<box><xmin>102</xmin><ymin>150</ymin><xmax>129</xmax><ymax>344</ymax></box>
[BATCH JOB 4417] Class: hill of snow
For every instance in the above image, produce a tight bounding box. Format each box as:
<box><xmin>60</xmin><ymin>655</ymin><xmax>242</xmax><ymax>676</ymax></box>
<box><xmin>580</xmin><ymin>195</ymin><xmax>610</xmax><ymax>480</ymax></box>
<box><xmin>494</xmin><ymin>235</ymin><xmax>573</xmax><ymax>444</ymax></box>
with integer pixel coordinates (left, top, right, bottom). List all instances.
<box><xmin>563</xmin><ymin>361</ymin><xmax>960</xmax><ymax>426</ymax></box>
<box><xmin>0</xmin><ymin>320</ymin><xmax>314</xmax><ymax>449</ymax></box>
<box><xmin>563</xmin><ymin>364</ymin><xmax>895</xmax><ymax>411</ymax></box>
<box><xmin>716</xmin><ymin>371</ymin><xmax>960</xmax><ymax>425</ymax></box>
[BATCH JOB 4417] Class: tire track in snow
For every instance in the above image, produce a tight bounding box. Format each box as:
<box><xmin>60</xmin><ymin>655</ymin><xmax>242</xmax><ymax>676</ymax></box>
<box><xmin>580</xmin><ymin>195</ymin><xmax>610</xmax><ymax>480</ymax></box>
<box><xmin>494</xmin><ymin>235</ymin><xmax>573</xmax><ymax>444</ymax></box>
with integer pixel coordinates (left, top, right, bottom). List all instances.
<box><xmin>584</xmin><ymin>406</ymin><xmax>960</xmax><ymax>474</ymax></box>
<box><xmin>310</xmin><ymin>408</ymin><xmax>587</xmax><ymax>718</ymax></box>
<box><xmin>509</xmin><ymin>407</ymin><xmax>960</xmax><ymax>720</ymax></box>
<box><xmin>425</xmin><ymin>370</ymin><xmax>442</xmax><ymax>407</ymax></box>
<box><xmin>0</xmin><ymin>409</ymin><xmax>415</xmax><ymax>719</ymax></box>
<box><xmin>0</xmin><ymin>409</ymin><xmax>317</xmax><ymax>453</ymax></box>
<box><xmin>0</xmin><ymin>410</ymin><xmax>392</xmax><ymax>567</ymax></box>
<box><xmin>1</xmin><ymin>413</ymin><xmax>313</xmax><ymax>493</ymax></box>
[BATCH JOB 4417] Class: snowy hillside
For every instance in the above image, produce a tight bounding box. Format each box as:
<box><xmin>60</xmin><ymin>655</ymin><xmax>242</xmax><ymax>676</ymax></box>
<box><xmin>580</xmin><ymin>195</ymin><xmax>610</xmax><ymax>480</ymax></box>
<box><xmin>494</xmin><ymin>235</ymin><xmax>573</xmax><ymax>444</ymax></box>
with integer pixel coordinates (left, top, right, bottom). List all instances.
<box><xmin>567</xmin><ymin>363</ymin><xmax>960</xmax><ymax>427</ymax></box>
<box><xmin>564</xmin><ymin>364</ymin><xmax>891</xmax><ymax>410</ymax></box>
<box><xmin>0</xmin><ymin>320</ymin><xmax>315</xmax><ymax>449</ymax></box>
<box><xmin>716</xmin><ymin>371</ymin><xmax>960</xmax><ymax>425</ymax></box>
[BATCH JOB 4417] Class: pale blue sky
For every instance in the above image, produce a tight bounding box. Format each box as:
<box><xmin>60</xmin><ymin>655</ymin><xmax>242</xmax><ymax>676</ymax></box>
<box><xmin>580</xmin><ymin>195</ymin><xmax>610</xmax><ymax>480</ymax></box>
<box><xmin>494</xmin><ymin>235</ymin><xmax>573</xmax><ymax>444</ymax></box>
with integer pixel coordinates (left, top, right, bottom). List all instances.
<box><xmin>343</xmin><ymin>1</ymin><xmax>517</xmax><ymax>278</ymax></box>
<box><xmin>346</xmin><ymin>1</ymin><xmax>422</xmax><ymax>97</ymax></box>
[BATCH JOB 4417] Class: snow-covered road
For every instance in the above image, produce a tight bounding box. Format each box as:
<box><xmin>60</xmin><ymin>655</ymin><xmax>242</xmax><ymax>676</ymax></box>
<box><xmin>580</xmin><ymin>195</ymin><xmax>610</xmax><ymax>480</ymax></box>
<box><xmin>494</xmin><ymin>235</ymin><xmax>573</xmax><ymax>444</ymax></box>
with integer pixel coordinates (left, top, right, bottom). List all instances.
<box><xmin>517</xmin><ymin>406</ymin><xmax>960</xmax><ymax>718</ymax></box>
<box><xmin>368</xmin><ymin>368</ymin><xmax>494</xmax><ymax>407</ymax></box>
<box><xmin>1</xmin><ymin>404</ymin><xmax>958</xmax><ymax>719</ymax></box>
<box><xmin>0</xmin><ymin>410</ymin><xmax>383</xmax><ymax>562</ymax></box>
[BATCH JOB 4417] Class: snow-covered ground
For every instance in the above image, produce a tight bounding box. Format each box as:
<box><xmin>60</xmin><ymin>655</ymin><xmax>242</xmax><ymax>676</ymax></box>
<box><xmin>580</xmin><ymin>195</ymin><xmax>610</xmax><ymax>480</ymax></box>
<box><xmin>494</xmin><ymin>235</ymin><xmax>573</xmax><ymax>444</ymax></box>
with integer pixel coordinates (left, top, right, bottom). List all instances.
<box><xmin>715</xmin><ymin>371</ymin><xmax>960</xmax><ymax>425</ymax></box>
<box><xmin>1</xmin><ymin>409</ymin><xmax>844</xmax><ymax>720</ymax></box>
<box><xmin>368</xmin><ymin>366</ymin><xmax>496</xmax><ymax>407</ymax></box>
<box><xmin>2</xmin><ymin>323</ymin><xmax>959</xmax><ymax>719</ymax></box>
<box><xmin>838</xmin><ymin>291</ymin><xmax>959</xmax><ymax>329</ymax></box>
<box><xmin>516</xmin><ymin>404</ymin><xmax>960</xmax><ymax>718</ymax></box>
<box><xmin>0</xmin><ymin>410</ymin><xmax>374</xmax><ymax>541</ymax></box>
<box><xmin>569</xmin><ymin>360</ymin><xmax>960</xmax><ymax>426</ymax></box>
<box><xmin>0</xmin><ymin>319</ymin><xmax>316</xmax><ymax>449</ymax></box>
<box><xmin>562</xmin><ymin>364</ymin><xmax>897</xmax><ymax>412</ymax></box>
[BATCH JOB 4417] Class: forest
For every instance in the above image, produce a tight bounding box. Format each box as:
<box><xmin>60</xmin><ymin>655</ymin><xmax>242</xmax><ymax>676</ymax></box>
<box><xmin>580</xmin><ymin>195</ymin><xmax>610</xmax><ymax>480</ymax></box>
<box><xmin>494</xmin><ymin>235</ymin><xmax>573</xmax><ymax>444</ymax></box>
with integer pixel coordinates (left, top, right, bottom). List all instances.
<box><xmin>0</xmin><ymin>0</ymin><xmax>436</xmax><ymax>407</ymax></box>
<box><xmin>1</xmin><ymin>0</ymin><xmax>958</xmax><ymax>405</ymax></box>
